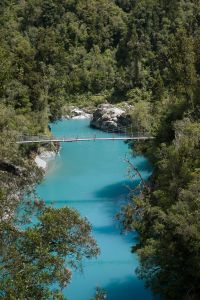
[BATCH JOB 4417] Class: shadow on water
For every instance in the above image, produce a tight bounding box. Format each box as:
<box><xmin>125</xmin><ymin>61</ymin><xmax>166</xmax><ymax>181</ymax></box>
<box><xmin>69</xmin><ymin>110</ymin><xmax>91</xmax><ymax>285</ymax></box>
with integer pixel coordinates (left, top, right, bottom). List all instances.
<box><xmin>95</xmin><ymin>180</ymin><xmax>140</xmax><ymax>199</ymax></box>
<box><xmin>44</xmin><ymin>199</ymin><xmax>121</xmax><ymax>205</ymax></box>
<box><xmin>104</xmin><ymin>276</ymin><xmax>154</xmax><ymax>300</ymax></box>
<box><xmin>133</xmin><ymin>158</ymin><xmax>152</xmax><ymax>173</ymax></box>
<box><xmin>93</xmin><ymin>225</ymin><xmax>120</xmax><ymax>235</ymax></box>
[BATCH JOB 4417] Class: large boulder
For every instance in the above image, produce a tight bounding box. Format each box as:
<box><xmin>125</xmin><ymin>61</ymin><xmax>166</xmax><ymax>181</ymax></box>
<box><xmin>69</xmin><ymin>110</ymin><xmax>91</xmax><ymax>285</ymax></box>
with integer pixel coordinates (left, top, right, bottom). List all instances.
<box><xmin>90</xmin><ymin>104</ymin><xmax>131</xmax><ymax>132</ymax></box>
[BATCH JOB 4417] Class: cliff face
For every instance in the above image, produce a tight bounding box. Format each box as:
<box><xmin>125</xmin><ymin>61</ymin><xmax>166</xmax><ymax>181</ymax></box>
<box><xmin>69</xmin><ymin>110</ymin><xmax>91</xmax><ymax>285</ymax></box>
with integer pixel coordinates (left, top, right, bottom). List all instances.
<box><xmin>0</xmin><ymin>160</ymin><xmax>25</xmax><ymax>176</ymax></box>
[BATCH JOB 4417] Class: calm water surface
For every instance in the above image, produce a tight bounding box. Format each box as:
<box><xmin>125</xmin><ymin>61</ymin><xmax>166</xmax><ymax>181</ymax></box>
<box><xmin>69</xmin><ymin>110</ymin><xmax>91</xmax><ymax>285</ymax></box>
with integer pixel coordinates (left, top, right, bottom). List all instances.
<box><xmin>37</xmin><ymin>119</ymin><xmax>154</xmax><ymax>300</ymax></box>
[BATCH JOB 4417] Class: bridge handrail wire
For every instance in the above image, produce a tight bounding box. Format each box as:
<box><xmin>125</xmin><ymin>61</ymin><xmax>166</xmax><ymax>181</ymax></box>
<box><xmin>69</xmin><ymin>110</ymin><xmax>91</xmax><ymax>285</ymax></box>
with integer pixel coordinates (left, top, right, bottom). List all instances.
<box><xmin>17</xmin><ymin>126</ymin><xmax>153</xmax><ymax>143</ymax></box>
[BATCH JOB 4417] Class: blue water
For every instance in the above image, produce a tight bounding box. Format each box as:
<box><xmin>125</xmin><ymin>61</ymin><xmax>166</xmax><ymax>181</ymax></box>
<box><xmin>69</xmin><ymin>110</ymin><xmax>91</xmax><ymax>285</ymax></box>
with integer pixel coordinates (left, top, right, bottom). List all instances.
<box><xmin>37</xmin><ymin>119</ymin><xmax>154</xmax><ymax>300</ymax></box>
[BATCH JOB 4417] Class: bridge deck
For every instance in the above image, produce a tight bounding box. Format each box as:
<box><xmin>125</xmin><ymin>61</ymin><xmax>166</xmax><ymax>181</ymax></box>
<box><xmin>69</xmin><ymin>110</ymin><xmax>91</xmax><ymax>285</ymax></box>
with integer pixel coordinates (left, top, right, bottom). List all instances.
<box><xmin>16</xmin><ymin>136</ymin><xmax>154</xmax><ymax>144</ymax></box>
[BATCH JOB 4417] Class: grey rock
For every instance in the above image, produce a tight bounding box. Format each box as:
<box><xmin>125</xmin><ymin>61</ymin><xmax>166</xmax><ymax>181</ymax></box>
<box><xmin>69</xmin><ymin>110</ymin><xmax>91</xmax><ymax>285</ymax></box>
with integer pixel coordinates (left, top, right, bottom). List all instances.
<box><xmin>63</xmin><ymin>106</ymin><xmax>92</xmax><ymax>119</ymax></box>
<box><xmin>90</xmin><ymin>104</ymin><xmax>131</xmax><ymax>132</ymax></box>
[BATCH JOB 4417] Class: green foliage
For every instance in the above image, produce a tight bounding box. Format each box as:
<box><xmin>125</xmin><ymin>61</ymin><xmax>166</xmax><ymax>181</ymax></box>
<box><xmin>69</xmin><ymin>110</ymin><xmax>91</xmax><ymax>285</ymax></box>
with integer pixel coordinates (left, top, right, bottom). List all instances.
<box><xmin>121</xmin><ymin>120</ymin><xmax>200</xmax><ymax>300</ymax></box>
<box><xmin>130</xmin><ymin>100</ymin><xmax>152</xmax><ymax>133</ymax></box>
<box><xmin>0</xmin><ymin>206</ymin><xmax>99</xmax><ymax>299</ymax></box>
<box><xmin>117</xmin><ymin>2</ymin><xmax>200</xmax><ymax>299</ymax></box>
<box><xmin>1</xmin><ymin>0</ymin><xmax>200</xmax><ymax>299</ymax></box>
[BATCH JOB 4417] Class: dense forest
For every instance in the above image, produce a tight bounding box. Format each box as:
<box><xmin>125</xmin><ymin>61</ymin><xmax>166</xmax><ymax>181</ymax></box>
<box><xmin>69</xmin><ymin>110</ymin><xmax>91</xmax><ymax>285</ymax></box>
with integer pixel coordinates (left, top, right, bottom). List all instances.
<box><xmin>0</xmin><ymin>0</ymin><xmax>200</xmax><ymax>299</ymax></box>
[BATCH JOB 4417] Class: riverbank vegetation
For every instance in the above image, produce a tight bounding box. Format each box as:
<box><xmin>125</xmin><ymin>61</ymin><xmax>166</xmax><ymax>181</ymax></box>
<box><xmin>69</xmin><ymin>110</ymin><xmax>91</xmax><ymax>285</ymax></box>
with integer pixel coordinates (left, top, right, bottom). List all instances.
<box><xmin>0</xmin><ymin>0</ymin><xmax>200</xmax><ymax>299</ymax></box>
<box><xmin>118</xmin><ymin>1</ymin><xmax>200</xmax><ymax>300</ymax></box>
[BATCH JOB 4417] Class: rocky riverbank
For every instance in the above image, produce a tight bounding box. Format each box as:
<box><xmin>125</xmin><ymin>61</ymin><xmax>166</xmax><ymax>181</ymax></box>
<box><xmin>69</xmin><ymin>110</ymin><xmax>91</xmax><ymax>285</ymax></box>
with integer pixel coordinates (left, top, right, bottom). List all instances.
<box><xmin>33</xmin><ymin>129</ymin><xmax>60</xmax><ymax>171</ymax></box>
<box><xmin>34</xmin><ymin>103</ymin><xmax>132</xmax><ymax>169</ymax></box>
<box><xmin>34</xmin><ymin>151</ymin><xmax>57</xmax><ymax>170</ymax></box>
<box><xmin>62</xmin><ymin>106</ymin><xmax>92</xmax><ymax>120</ymax></box>
<box><xmin>90</xmin><ymin>104</ymin><xmax>132</xmax><ymax>132</ymax></box>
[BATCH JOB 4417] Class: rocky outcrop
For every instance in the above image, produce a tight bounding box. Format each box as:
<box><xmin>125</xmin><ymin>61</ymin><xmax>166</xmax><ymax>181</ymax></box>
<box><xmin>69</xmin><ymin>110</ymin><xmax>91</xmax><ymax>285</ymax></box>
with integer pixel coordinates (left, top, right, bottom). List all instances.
<box><xmin>90</xmin><ymin>104</ymin><xmax>132</xmax><ymax>132</ymax></box>
<box><xmin>71</xmin><ymin>108</ymin><xmax>91</xmax><ymax>119</ymax></box>
<box><xmin>62</xmin><ymin>106</ymin><xmax>92</xmax><ymax>119</ymax></box>
<box><xmin>0</xmin><ymin>159</ymin><xmax>25</xmax><ymax>176</ymax></box>
<box><xmin>34</xmin><ymin>151</ymin><xmax>57</xmax><ymax>170</ymax></box>
<box><xmin>34</xmin><ymin>156</ymin><xmax>47</xmax><ymax>170</ymax></box>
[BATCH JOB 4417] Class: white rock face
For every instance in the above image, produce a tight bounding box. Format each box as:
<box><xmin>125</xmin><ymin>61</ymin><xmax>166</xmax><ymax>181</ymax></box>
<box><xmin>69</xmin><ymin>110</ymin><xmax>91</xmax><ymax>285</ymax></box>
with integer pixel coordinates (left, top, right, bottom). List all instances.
<box><xmin>72</xmin><ymin>114</ymin><xmax>91</xmax><ymax>119</ymax></box>
<box><xmin>34</xmin><ymin>156</ymin><xmax>47</xmax><ymax>170</ymax></box>
<box><xmin>90</xmin><ymin>104</ymin><xmax>131</xmax><ymax>132</ymax></box>
<box><xmin>62</xmin><ymin>115</ymin><xmax>70</xmax><ymax>120</ymax></box>
<box><xmin>62</xmin><ymin>106</ymin><xmax>92</xmax><ymax>119</ymax></box>
<box><xmin>34</xmin><ymin>151</ymin><xmax>57</xmax><ymax>170</ymax></box>
<box><xmin>71</xmin><ymin>108</ymin><xmax>91</xmax><ymax>119</ymax></box>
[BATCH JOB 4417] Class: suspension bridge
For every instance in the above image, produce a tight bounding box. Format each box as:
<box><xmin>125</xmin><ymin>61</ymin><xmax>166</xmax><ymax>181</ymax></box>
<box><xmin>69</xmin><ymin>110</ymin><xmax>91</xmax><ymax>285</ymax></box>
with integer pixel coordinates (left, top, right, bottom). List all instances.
<box><xmin>16</xmin><ymin>127</ymin><xmax>154</xmax><ymax>144</ymax></box>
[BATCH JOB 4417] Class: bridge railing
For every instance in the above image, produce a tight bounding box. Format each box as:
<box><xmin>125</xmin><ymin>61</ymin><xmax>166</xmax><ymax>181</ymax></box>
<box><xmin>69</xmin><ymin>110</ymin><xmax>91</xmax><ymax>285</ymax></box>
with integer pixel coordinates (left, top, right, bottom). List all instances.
<box><xmin>17</xmin><ymin>126</ymin><xmax>153</xmax><ymax>142</ymax></box>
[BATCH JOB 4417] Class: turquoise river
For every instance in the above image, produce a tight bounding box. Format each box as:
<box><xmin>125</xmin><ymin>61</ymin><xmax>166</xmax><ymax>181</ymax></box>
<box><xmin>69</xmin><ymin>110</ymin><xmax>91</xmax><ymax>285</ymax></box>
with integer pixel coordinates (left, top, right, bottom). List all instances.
<box><xmin>37</xmin><ymin>119</ymin><xmax>154</xmax><ymax>300</ymax></box>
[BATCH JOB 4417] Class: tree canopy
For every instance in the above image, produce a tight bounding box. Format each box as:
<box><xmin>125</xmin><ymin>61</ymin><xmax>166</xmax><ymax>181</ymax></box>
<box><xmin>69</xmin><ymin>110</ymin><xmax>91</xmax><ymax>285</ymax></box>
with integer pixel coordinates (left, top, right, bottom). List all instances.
<box><xmin>0</xmin><ymin>0</ymin><xmax>200</xmax><ymax>299</ymax></box>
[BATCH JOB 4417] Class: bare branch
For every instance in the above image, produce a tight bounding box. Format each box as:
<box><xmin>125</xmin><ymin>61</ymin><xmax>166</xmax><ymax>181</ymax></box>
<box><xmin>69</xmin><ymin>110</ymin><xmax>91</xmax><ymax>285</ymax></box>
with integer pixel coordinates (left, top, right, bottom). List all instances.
<box><xmin>125</xmin><ymin>156</ymin><xmax>150</xmax><ymax>193</ymax></box>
